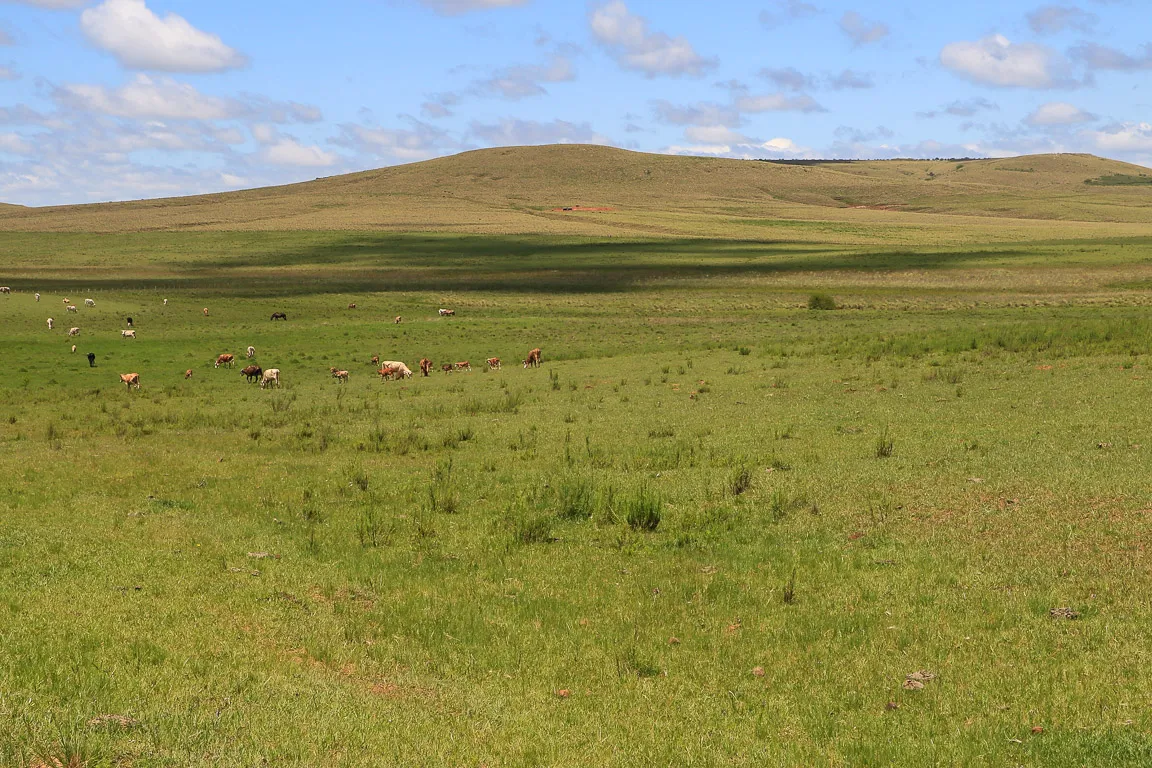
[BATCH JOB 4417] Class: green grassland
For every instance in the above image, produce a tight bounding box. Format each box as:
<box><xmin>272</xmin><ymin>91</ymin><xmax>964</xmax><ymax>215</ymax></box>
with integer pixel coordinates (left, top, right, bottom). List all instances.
<box><xmin>3</xmin><ymin>147</ymin><xmax>1152</xmax><ymax>766</ymax></box>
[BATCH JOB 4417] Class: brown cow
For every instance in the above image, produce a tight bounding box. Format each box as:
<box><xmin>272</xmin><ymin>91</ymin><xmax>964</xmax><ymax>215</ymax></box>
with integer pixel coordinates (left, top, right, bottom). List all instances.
<box><xmin>215</xmin><ymin>353</ymin><xmax>235</xmax><ymax>368</ymax></box>
<box><xmin>486</xmin><ymin>357</ymin><xmax>501</xmax><ymax>370</ymax></box>
<box><xmin>394</xmin><ymin>316</ymin><xmax>402</xmax><ymax>324</ymax></box>
<box><xmin>378</xmin><ymin>366</ymin><xmax>400</xmax><ymax>380</ymax></box>
<box><xmin>330</xmin><ymin>367</ymin><xmax>349</xmax><ymax>383</ymax></box>
<box><xmin>203</xmin><ymin>308</ymin><xmax>209</xmax><ymax>317</ymax></box>
<box><xmin>120</xmin><ymin>373</ymin><xmax>141</xmax><ymax>390</ymax></box>
<box><xmin>523</xmin><ymin>348</ymin><xmax>542</xmax><ymax>368</ymax></box>
<box><xmin>242</xmin><ymin>365</ymin><xmax>262</xmax><ymax>383</ymax></box>
<box><xmin>441</xmin><ymin>363</ymin><xmax>454</xmax><ymax>374</ymax></box>
<box><xmin>371</xmin><ymin>355</ymin><xmax>379</xmax><ymax>366</ymax></box>
<box><xmin>185</xmin><ymin>369</ymin><xmax>193</xmax><ymax>379</ymax></box>
<box><xmin>419</xmin><ymin>358</ymin><xmax>433</xmax><ymax>377</ymax></box>
<box><xmin>454</xmin><ymin>361</ymin><xmax>471</xmax><ymax>372</ymax></box>
<box><xmin>348</xmin><ymin>303</ymin><xmax>357</xmax><ymax>309</ymax></box>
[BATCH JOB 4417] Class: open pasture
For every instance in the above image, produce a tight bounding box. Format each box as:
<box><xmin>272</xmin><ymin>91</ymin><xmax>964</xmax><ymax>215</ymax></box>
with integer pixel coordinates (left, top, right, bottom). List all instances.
<box><xmin>3</xmin><ymin>230</ymin><xmax>1152</xmax><ymax>766</ymax></box>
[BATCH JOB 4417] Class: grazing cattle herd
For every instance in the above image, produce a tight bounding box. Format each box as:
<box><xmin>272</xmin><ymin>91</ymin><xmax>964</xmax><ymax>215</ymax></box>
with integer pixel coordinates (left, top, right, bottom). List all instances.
<box><xmin>12</xmin><ymin>289</ymin><xmax>542</xmax><ymax>392</ymax></box>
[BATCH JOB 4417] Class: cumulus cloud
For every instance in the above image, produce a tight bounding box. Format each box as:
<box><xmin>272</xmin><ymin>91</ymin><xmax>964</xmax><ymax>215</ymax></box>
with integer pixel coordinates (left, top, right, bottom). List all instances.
<box><xmin>0</xmin><ymin>132</ymin><xmax>33</xmax><ymax>154</ymax></box>
<box><xmin>758</xmin><ymin>0</ymin><xmax>820</xmax><ymax>27</ymax></box>
<box><xmin>80</xmin><ymin>0</ymin><xmax>247</xmax><ymax>72</ymax></box>
<box><xmin>332</xmin><ymin>118</ymin><xmax>462</xmax><ymax>161</ymax></box>
<box><xmin>1083</xmin><ymin>122</ymin><xmax>1152</xmax><ymax>153</ymax></box>
<box><xmin>1026</xmin><ymin>101</ymin><xmax>1096</xmax><ymax>125</ymax></box>
<box><xmin>258</xmin><ymin>135</ymin><xmax>339</xmax><ymax>167</ymax></box>
<box><xmin>1069</xmin><ymin>42</ymin><xmax>1152</xmax><ymax>71</ymax></box>
<box><xmin>839</xmin><ymin>11</ymin><xmax>888</xmax><ymax>45</ymax></box>
<box><xmin>758</xmin><ymin>67</ymin><xmax>815</xmax><ymax>91</ymax></box>
<box><xmin>918</xmin><ymin>97</ymin><xmax>999</xmax><ymax>118</ymax></box>
<box><xmin>828</xmin><ymin>69</ymin><xmax>873</xmax><ymax>89</ymax></box>
<box><xmin>1026</xmin><ymin>4</ymin><xmax>1097</xmax><ymax>35</ymax></box>
<box><xmin>590</xmin><ymin>1</ymin><xmax>716</xmax><ymax>78</ymax></box>
<box><xmin>0</xmin><ymin>0</ymin><xmax>88</xmax><ymax>7</ymax></box>
<box><xmin>665</xmin><ymin>134</ymin><xmax>815</xmax><ymax>160</ymax></box>
<box><xmin>651</xmin><ymin>99</ymin><xmax>740</xmax><ymax>127</ymax></box>
<box><xmin>418</xmin><ymin>0</ymin><xmax>529</xmax><ymax>14</ymax></box>
<box><xmin>469</xmin><ymin>117</ymin><xmax>614</xmax><ymax>146</ymax></box>
<box><xmin>734</xmin><ymin>91</ymin><xmax>825</xmax><ymax>113</ymax></box>
<box><xmin>55</xmin><ymin>74</ymin><xmax>236</xmax><ymax>120</ymax></box>
<box><xmin>940</xmin><ymin>34</ymin><xmax>1070</xmax><ymax>88</ymax></box>
<box><xmin>479</xmin><ymin>55</ymin><xmax>575</xmax><ymax>99</ymax></box>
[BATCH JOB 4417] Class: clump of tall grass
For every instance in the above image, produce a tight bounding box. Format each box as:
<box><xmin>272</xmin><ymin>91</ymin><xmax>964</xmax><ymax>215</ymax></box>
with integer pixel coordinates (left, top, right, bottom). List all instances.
<box><xmin>875</xmin><ymin>427</ymin><xmax>895</xmax><ymax>458</ymax></box>
<box><xmin>728</xmin><ymin>466</ymin><xmax>754</xmax><ymax>496</ymax></box>
<box><xmin>625</xmin><ymin>486</ymin><xmax>663</xmax><ymax>532</ymax></box>
<box><xmin>427</xmin><ymin>458</ymin><xmax>459</xmax><ymax>514</ymax></box>
<box><xmin>808</xmin><ymin>293</ymin><xmax>837</xmax><ymax>310</ymax></box>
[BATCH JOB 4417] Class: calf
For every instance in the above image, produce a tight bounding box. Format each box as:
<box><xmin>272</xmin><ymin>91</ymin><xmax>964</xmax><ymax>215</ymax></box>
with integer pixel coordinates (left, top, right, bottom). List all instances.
<box><xmin>121</xmin><ymin>330</ymin><xmax>136</xmax><ymax>339</ymax></box>
<box><xmin>84</xmin><ymin>298</ymin><xmax>95</xmax><ymax>307</ymax></box>
<box><xmin>330</xmin><ymin>368</ymin><xmax>349</xmax><ymax>383</ymax></box>
<box><xmin>241</xmin><ymin>365</ymin><xmax>263</xmax><ymax>383</ymax></box>
<box><xmin>370</xmin><ymin>355</ymin><xmax>379</xmax><ymax>367</ymax></box>
<box><xmin>523</xmin><ymin>348</ymin><xmax>542</xmax><ymax>368</ymax></box>
<box><xmin>260</xmin><ymin>368</ymin><xmax>280</xmax><ymax>389</ymax></box>
<box><xmin>394</xmin><ymin>316</ymin><xmax>402</xmax><ymax>324</ymax></box>
<box><xmin>378</xmin><ymin>366</ymin><xmax>399</xmax><ymax>380</ymax></box>
<box><xmin>420</xmin><ymin>358</ymin><xmax>433</xmax><ymax>377</ymax></box>
<box><xmin>454</xmin><ymin>361</ymin><xmax>471</xmax><ymax>372</ymax></box>
<box><xmin>486</xmin><ymin>357</ymin><xmax>501</xmax><ymax>370</ymax></box>
<box><xmin>126</xmin><ymin>317</ymin><xmax>133</xmax><ymax>327</ymax></box>
<box><xmin>441</xmin><ymin>363</ymin><xmax>454</xmax><ymax>374</ymax></box>
<box><xmin>120</xmin><ymin>373</ymin><xmax>141</xmax><ymax>390</ymax></box>
<box><xmin>348</xmin><ymin>303</ymin><xmax>357</xmax><ymax>309</ymax></box>
<box><xmin>270</xmin><ymin>312</ymin><xmax>287</xmax><ymax>321</ymax></box>
<box><xmin>68</xmin><ymin>327</ymin><xmax>80</xmax><ymax>337</ymax></box>
<box><xmin>185</xmin><ymin>369</ymin><xmax>193</xmax><ymax>379</ymax></box>
<box><xmin>438</xmin><ymin>308</ymin><xmax>455</xmax><ymax>317</ymax></box>
<box><xmin>246</xmin><ymin>345</ymin><xmax>256</xmax><ymax>359</ymax></box>
<box><xmin>87</xmin><ymin>353</ymin><xmax>96</xmax><ymax>367</ymax></box>
<box><xmin>214</xmin><ymin>353</ymin><xmax>235</xmax><ymax>368</ymax></box>
<box><xmin>203</xmin><ymin>308</ymin><xmax>209</xmax><ymax>317</ymax></box>
<box><xmin>66</xmin><ymin>305</ymin><xmax>78</xmax><ymax>313</ymax></box>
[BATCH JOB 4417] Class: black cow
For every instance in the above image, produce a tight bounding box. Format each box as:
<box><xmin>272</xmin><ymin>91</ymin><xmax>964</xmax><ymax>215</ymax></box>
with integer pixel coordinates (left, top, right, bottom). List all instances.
<box><xmin>87</xmin><ymin>352</ymin><xmax>96</xmax><ymax>367</ymax></box>
<box><xmin>270</xmin><ymin>312</ymin><xmax>287</xmax><ymax>321</ymax></box>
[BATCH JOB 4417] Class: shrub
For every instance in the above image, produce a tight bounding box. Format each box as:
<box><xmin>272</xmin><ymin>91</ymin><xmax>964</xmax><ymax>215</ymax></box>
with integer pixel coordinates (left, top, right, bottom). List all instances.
<box><xmin>808</xmin><ymin>293</ymin><xmax>837</xmax><ymax>310</ymax></box>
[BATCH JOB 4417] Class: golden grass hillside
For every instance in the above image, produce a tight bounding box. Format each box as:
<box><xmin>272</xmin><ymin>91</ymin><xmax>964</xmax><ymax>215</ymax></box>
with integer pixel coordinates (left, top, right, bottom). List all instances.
<box><xmin>0</xmin><ymin>145</ymin><xmax>1149</xmax><ymax>239</ymax></box>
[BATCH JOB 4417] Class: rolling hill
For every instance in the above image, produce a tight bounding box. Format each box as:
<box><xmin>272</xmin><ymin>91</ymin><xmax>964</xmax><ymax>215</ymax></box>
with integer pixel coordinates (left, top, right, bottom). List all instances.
<box><xmin>0</xmin><ymin>145</ymin><xmax>1149</xmax><ymax>238</ymax></box>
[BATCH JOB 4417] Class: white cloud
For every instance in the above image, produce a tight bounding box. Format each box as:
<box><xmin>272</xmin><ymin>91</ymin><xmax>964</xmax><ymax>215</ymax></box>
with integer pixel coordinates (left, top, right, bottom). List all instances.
<box><xmin>1069</xmin><ymin>42</ymin><xmax>1152</xmax><ymax>71</ymax></box>
<box><xmin>418</xmin><ymin>0</ymin><xmax>529</xmax><ymax>14</ymax></box>
<box><xmin>259</xmin><ymin>135</ymin><xmax>339</xmax><ymax>167</ymax></box>
<box><xmin>1085</xmin><ymin>122</ymin><xmax>1152</xmax><ymax>153</ymax></box>
<box><xmin>940</xmin><ymin>34</ymin><xmax>1067</xmax><ymax>88</ymax></box>
<box><xmin>56</xmin><ymin>75</ymin><xmax>236</xmax><ymax>120</ymax></box>
<box><xmin>0</xmin><ymin>132</ymin><xmax>32</xmax><ymax>154</ymax></box>
<box><xmin>664</xmin><ymin>135</ymin><xmax>814</xmax><ymax>159</ymax></box>
<box><xmin>590</xmin><ymin>1</ymin><xmax>716</xmax><ymax>78</ymax></box>
<box><xmin>652</xmin><ymin>99</ymin><xmax>740</xmax><ymax>127</ymax></box>
<box><xmin>839</xmin><ymin>10</ymin><xmax>888</xmax><ymax>45</ymax></box>
<box><xmin>734</xmin><ymin>92</ymin><xmax>825</xmax><ymax>113</ymax></box>
<box><xmin>80</xmin><ymin>0</ymin><xmax>246</xmax><ymax>72</ymax></box>
<box><xmin>480</xmin><ymin>55</ymin><xmax>575</xmax><ymax>99</ymax></box>
<box><xmin>0</xmin><ymin>0</ymin><xmax>88</xmax><ymax>7</ymax></box>
<box><xmin>1026</xmin><ymin>5</ymin><xmax>1097</xmax><ymax>35</ymax></box>
<box><xmin>1026</xmin><ymin>101</ymin><xmax>1096</xmax><ymax>125</ymax></box>
<box><xmin>758</xmin><ymin>0</ymin><xmax>820</xmax><ymax>28</ymax></box>
<box><xmin>332</xmin><ymin>119</ymin><xmax>461</xmax><ymax>161</ymax></box>
<box><xmin>469</xmin><ymin>117</ymin><xmax>614</xmax><ymax>146</ymax></box>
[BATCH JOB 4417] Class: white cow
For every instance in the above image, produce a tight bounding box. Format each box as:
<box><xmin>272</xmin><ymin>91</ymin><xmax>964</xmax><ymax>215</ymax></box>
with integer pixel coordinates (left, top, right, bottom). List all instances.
<box><xmin>246</xmin><ymin>346</ymin><xmax>256</xmax><ymax>358</ymax></box>
<box><xmin>84</xmin><ymin>298</ymin><xmax>95</xmax><ymax>307</ymax></box>
<box><xmin>121</xmin><ymin>330</ymin><xmax>136</xmax><ymax>339</ymax></box>
<box><xmin>35</xmin><ymin>293</ymin><xmax>40</xmax><ymax>302</ymax></box>
<box><xmin>66</xmin><ymin>305</ymin><xmax>78</xmax><ymax>313</ymax></box>
<box><xmin>67</xmin><ymin>327</ymin><xmax>79</xmax><ymax>337</ymax></box>
<box><xmin>0</xmin><ymin>287</ymin><xmax>10</xmax><ymax>295</ymax></box>
<box><xmin>438</xmin><ymin>308</ymin><xmax>455</xmax><ymax>317</ymax></box>
<box><xmin>47</xmin><ymin>318</ymin><xmax>53</xmax><ymax>330</ymax></box>
<box><xmin>163</xmin><ymin>298</ymin><xmax>168</xmax><ymax>306</ymax></box>
<box><xmin>260</xmin><ymin>368</ymin><xmax>280</xmax><ymax>389</ymax></box>
<box><xmin>71</xmin><ymin>345</ymin><xmax>76</xmax><ymax>353</ymax></box>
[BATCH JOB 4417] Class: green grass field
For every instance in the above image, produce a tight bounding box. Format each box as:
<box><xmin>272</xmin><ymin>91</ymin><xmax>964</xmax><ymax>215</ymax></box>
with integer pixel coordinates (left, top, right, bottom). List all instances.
<box><xmin>4</xmin><ymin>148</ymin><xmax>1152</xmax><ymax>766</ymax></box>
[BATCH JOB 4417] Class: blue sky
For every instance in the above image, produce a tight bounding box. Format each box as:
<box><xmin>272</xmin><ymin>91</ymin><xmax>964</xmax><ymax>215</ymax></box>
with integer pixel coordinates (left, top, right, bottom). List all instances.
<box><xmin>0</xmin><ymin>0</ymin><xmax>1148</xmax><ymax>205</ymax></box>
